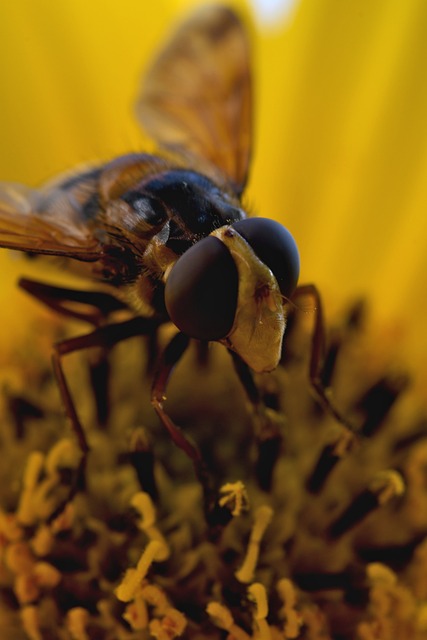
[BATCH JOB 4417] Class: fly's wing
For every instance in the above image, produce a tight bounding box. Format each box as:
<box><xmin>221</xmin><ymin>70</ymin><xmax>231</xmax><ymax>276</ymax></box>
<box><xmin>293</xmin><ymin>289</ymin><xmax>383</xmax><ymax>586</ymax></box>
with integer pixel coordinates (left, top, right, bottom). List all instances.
<box><xmin>135</xmin><ymin>5</ymin><xmax>252</xmax><ymax>197</ymax></box>
<box><xmin>0</xmin><ymin>172</ymin><xmax>102</xmax><ymax>260</ymax></box>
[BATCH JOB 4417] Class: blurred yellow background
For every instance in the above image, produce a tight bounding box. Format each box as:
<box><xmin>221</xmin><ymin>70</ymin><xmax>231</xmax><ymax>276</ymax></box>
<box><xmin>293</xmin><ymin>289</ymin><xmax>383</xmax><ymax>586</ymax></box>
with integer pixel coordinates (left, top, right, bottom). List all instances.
<box><xmin>0</xmin><ymin>0</ymin><xmax>426</xmax><ymax>368</ymax></box>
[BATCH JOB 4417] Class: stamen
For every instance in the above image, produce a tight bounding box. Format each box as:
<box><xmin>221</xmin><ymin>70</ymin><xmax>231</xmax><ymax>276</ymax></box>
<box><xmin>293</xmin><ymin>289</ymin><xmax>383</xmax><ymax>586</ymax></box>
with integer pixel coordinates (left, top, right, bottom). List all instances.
<box><xmin>206</xmin><ymin>602</ymin><xmax>251</xmax><ymax>640</ymax></box>
<box><xmin>32</xmin><ymin>561</ymin><xmax>61</xmax><ymax>587</ymax></box>
<box><xmin>115</xmin><ymin>540</ymin><xmax>165</xmax><ymax>602</ymax></box>
<box><xmin>149</xmin><ymin>608</ymin><xmax>187</xmax><ymax>639</ymax></box>
<box><xmin>44</xmin><ymin>438</ymin><xmax>81</xmax><ymax>476</ymax></box>
<box><xmin>277</xmin><ymin>578</ymin><xmax>303</xmax><ymax>639</ymax></box>
<box><xmin>16</xmin><ymin>451</ymin><xmax>45</xmax><ymax>526</ymax></box>
<box><xmin>248</xmin><ymin>582</ymin><xmax>271</xmax><ymax>640</ymax></box>
<box><xmin>236</xmin><ymin>505</ymin><xmax>273</xmax><ymax>583</ymax></box>
<box><xmin>20</xmin><ymin>605</ymin><xmax>43</xmax><ymax>640</ymax></box>
<box><xmin>131</xmin><ymin>491</ymin><xmax>170</xmax><ymax>561</ymax></box>
<box><xmin>66</xmin><ymin>607</ymin><xmax>90</xmax><ymax>640</ymax></box>
<box><xmin>140</xmin><ymin>583</ymin><xmax>170</xmax><ymax>613</ymax></box>
<box><xmin>219</xmin><ymin>481</ymin><xmax>249</xmax><ymax>516</ymax></box>
<box><xmin>122</xmin><ymin>593</ymin><xmax>149</xmax><ymax>630</ymax></box>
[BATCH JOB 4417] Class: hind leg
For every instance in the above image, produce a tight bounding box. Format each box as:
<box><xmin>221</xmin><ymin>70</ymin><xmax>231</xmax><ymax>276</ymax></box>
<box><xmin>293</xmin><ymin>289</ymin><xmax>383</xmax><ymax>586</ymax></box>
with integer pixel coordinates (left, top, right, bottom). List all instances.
<box><xmin>19</xmin><ymin>278</ymin><xmax>133</xmax><ymax>426</ymax></box>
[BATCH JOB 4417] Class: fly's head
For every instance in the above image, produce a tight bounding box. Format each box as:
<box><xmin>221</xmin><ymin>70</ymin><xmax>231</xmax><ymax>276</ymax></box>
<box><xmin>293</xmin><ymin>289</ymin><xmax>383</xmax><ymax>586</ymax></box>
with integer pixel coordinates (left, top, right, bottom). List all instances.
<box><xmin>164</xmin><ymin>217</ymin><xmax>300</xmax><ymax>373</ymax></box>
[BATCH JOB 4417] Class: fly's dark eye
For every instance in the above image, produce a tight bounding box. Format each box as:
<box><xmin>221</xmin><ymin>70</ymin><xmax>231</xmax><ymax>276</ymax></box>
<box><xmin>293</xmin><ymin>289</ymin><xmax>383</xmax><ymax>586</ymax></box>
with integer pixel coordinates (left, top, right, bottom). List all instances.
<box><xmin>165</xmin><ymin>236</ymin><xmax>238</xmax><ymax>341</ymax></box>
<box><xmin>232</xmin><ymin>217</ymin><xmax>300</xmax><ymax>298</ymax></box>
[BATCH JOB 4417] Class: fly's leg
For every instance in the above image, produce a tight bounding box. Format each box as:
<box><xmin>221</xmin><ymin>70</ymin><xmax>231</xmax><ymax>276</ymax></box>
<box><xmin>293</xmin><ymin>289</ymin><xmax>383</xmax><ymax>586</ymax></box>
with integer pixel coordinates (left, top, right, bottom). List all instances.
<box><xmin>19</xmin><ymin>278</ymin><xmax>132</xmax><ymax>427</ymax></box>
<box><xmin>292</xmin><ymin>283</ymin><xmax>358</xmax><ymax>435</ymax></box>
<box><xmin>52</xmin><ymin>317</ymin><xmax>161</xmax><ymax>451</ymax></box>
<box><xmin>19</xmin><ymin>277</ymin><xmax>128</xmax><ymax>325</ymax></box>
<box><xmin>230</xmin><ymin>351</ymin><xmax>285</xmax><ymax>491</ymax></box>
<box><xmin>49</xmin><ymin>317</ymin><xmax>161</xmax><ymax>517</ymax></box>
<box><xmin>151</xmin><ymin>333</ymin><xmax>214</xmax><ymax>512</ymax></box>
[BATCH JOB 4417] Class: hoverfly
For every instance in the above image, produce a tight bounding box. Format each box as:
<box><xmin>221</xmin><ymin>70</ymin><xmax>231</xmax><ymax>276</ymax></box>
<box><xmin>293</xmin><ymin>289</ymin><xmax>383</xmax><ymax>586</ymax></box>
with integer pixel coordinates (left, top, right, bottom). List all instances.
<box><xmin>0</xmin><ymin>6</ymin><xmax>309</xmax><ymax>497</ymax></box>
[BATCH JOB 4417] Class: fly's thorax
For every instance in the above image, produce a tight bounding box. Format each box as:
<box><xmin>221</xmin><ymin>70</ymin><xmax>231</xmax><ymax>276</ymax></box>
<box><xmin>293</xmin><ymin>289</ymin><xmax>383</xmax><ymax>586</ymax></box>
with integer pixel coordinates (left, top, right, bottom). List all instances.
<box><xmin>211</xmin><ymin>226</ymin><xmax>286</xmax><ymax>373</ymax></box>
<box><xmin>98</xmin><ymin>154</ymin><xmax>171</xmax><ymax>202</ymax></box>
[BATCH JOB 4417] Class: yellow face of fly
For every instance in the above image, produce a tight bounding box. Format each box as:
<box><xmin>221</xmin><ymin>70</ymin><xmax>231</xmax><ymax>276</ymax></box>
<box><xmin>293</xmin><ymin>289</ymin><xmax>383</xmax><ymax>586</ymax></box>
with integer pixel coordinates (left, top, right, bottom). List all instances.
<box><xmin>213</xmin><ymin>226</ymin><xmax>286</xmax><ymax>373</ymax></box>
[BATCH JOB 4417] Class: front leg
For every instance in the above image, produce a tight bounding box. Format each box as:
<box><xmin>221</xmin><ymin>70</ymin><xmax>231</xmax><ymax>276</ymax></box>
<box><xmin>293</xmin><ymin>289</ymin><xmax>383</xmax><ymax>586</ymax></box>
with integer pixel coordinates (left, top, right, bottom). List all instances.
<box><xmin>151</xmin><ymin>333</ymin><xmax>214</xmax><ymax>511</ymax></box>
<box><xmin>290</xmin><ymin>285</ymin><xmax>360</xmax><ymax>493</ymax></box>
<box><xmin>292</xmin><ymin>284</ymin><xmax>358</xmax><ymax>436</ymax></box>
<box><xmin>230</xmin><ymin>351</ymin><xmax>285</xmax><ymax>491</ymax></box>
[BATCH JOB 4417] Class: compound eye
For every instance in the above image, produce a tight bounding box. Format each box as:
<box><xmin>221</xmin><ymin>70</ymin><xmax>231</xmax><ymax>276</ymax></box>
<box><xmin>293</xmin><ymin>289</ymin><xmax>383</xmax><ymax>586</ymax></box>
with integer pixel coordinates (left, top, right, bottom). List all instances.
<box><xmin>231</xmin><ymin>217</ymin><xmax>300</xmax><ymax>298</ymax></box>
<box><xmin>165</xmin><ymin>236</ymin><xmax>238</xmax><ymax>341</ymax></box>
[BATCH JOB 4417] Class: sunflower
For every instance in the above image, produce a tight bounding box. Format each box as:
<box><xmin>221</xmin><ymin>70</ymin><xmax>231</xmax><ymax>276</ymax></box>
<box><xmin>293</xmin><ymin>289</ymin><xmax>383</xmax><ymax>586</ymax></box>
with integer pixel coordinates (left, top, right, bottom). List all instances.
<box><xmin>0</xmin><ymin>1</ymin><xmax>427</xmax><ymax>639</ymax></box>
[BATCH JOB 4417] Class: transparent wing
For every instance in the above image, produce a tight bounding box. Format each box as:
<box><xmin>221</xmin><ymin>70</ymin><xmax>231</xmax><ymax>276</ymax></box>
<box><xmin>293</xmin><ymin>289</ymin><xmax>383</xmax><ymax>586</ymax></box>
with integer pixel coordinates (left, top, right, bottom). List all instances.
<box><xmin>135</xmin><ymin>5</ymin><xmax>252</xmax><ymax>196</ymax></box>
<box><xmin>0</xmin><ymin>179</ymin><xmax>102</xmax><ymax>260</ymax></box>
